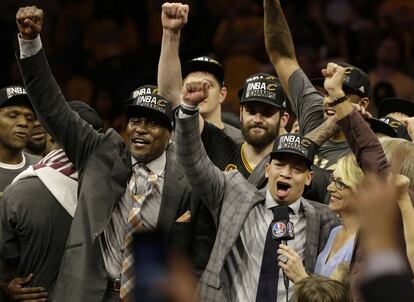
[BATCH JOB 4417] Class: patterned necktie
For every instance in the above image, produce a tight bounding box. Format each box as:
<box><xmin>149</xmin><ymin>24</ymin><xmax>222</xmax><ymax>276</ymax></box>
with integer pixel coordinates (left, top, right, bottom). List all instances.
<box><xmin>120</xmin><ymin>164</ymin><xmax>158</xmax><ymax>301</ymax></box>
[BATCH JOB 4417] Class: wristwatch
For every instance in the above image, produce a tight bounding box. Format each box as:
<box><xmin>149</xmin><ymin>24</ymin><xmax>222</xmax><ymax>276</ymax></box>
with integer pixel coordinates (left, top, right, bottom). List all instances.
<box><xmin>329</xmin><ymin>95</ymin><xmax>348</xmax><ymax>107</ymax></box>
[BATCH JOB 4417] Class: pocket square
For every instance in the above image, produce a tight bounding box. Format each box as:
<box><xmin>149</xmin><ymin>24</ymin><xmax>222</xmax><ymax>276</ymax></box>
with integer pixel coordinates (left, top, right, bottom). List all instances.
<box><xmin>176</xmin><ymin>210</ymin><xmax>191</xmax><ymax>222</ymax></box>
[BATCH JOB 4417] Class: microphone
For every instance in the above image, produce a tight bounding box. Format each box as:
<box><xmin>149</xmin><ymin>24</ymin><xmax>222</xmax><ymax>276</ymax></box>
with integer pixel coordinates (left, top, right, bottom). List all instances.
<box><xmin>271</xmin><ymin>205</ymin><xmax>295</xmax><ymax>300</ymax></box>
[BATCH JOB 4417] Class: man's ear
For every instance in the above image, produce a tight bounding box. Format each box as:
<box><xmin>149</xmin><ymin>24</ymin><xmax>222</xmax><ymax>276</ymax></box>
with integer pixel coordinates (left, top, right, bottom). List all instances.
<box><xmin>265</xmin><ymin>162</ymin><xmax>270</xmax><ymax>179</ymax></box>
<box><xmin>306</xmin><ymin>170</ymin><xmax>314</xmax><ymax>186</ymax></box>
<box><xmin>240</xmin><ymin>106</ymin><xmax>244</xmax><ymax>123</ymax></box>
<box><xmin>280</xmin><ymin>111</ymin><xmax>290</xmax><ymax>129</ymax></box>
<box><xmin>219</xmin><ymin>87</ymin><xmax>227</xmax><ymax>104</ymax></box>
<box><xmin>358</xmin><ymin>97</ymin><xmax>369</xmax><ymax>109</ymax></box>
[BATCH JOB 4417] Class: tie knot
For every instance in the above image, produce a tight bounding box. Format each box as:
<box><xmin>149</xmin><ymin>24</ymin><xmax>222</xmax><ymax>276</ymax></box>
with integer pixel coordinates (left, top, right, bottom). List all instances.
<box><xmin>270</xmin><ymin>205</ymin><xmax>294</xmax><ymax>220</ymax></box>
<box><xmin>137</xmin><ymin>164</ymin><xmax>150</xmax><ymax>178</ymax></box>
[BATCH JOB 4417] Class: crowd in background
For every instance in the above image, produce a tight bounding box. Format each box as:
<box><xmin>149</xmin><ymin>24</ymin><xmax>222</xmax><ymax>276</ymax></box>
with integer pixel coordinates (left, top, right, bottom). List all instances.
<box><xmin>1</xmin><ymin>0</ymin><xmax>414</xmax><ymax>131</ymax></box>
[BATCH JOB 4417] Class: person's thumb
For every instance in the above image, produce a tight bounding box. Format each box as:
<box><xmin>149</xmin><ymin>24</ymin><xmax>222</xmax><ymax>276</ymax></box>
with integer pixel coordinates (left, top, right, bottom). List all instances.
<box><xmin>18</xmin><ymin>273</ymin><xmax>33</xmax><ymax>285</ymax></box>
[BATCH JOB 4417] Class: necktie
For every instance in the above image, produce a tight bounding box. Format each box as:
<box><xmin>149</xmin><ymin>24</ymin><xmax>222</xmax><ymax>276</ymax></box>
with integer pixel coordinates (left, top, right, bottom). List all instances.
<box><xmin>256</xmin><ymin>206</ymin><xmax>280</xmax><ymax>302</ymax></box>
<box><xmin>120</xmin><ymin>165</ymin><xmax>158</xmax><ymax>301</ymax></box>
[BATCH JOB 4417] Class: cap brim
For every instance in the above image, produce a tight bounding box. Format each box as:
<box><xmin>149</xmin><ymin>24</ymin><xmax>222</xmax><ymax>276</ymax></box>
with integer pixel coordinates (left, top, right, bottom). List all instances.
<box><xmin>0</xmin><ymin>94</ymin><xmax>33</xmax><ymax>109</ymax></box>
<box><xmin>182</xmin><ymin>61</ymin><xmax>224</xmax><ymax>85</ymax></box>
<box><xmin>310</xmin><ymin>78</ymin><xmax>367</xmax><ymax>97</ymax></box>
<box><xmin>124</xmin><ymin>104</ymin><xmax>173</xmax><ymax>130</ymax></box>
<box><xmin>240</xmin><ymin>98</ymin><xmax>285</xmax><ymax>110</ymax></box>
<box><xmin>378</xmin><ymin>98</ymin><xmax>414</xmax><ymax>117</ymax></box>
<box><xmin>367</xmin><ymin>119</ymin><xmax>397</xmax><ymax>138</ymax></box>
<box><xmin>270</xmin><ymin>150</ymin><xmax>313</xmax><ymax>168</ymax></box>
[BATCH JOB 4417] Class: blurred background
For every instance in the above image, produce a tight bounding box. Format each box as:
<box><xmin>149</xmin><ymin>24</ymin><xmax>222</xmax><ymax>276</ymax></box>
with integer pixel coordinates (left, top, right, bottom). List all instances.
<box><xmin>1</xmin><ymin>0</ymin><xmax>414</xmax><ymax>133</ymax></box>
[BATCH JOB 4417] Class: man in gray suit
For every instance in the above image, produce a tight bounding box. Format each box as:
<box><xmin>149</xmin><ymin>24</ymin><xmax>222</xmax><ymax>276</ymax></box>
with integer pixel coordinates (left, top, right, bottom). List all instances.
<box><xmin>15</xmin><ymin>5</ymin><xmax>215</xmax><ymax>302</ymax></box>
<box><xmin>175</xmin><ymin>81</ymin><xmax>339</xmax><ymax>302</ymax></box>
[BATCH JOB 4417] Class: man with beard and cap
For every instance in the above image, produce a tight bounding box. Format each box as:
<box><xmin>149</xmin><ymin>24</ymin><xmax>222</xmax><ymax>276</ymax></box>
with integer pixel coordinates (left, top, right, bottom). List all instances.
<box><xmin>15</xmin><ymin>4</ymin><xmax>215</xmax><ymax>301</ymax></box>
<box><xmin>174</xmin><ymin>79</ymin><xmax>338</xmax><ymax>302</ymax></box>
<box><xmin>263</xmin><ymin>0</ymin><xmax>373</xmax><ymax>171</ymax></box>
<box><xmin>0</xmin><ymin>85</ymin><xmax>39</xmax><ymax>196</ymax></box>
<box><xmin>156</xmin><ymin>3</ymin><xmax>290</xmax><ymax>180</ymax></box>
<box><xmin>0</xmin><ymin>101</ymin><xmax>102</xmax><ymax>301</ymax></box>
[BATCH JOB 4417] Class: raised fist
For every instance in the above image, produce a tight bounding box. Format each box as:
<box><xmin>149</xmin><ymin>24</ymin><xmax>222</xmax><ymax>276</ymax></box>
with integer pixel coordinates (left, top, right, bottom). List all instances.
<box><xmin>322</xmin><ymin>62</ymin><xmax>348</xmax><ymax>95</ymax></box>
<box><xmin>161</xmin><ymin>2</ymin><xmax>189</xmax><ymax>32</ymax></box>
<box><xmin>182</xmin><ymin>80</ymin><xmax>210</xmax><ymax>107</ymax></box>
<box><xmin>16</xmin><ymin>6</ymin><xmax>43</xmax><ymax>40</ymax></box>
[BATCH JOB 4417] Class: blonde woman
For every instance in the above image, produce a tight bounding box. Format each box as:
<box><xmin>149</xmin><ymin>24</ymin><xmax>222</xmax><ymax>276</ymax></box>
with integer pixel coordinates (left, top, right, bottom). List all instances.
<box><xmin>277</xmin><ymin>154</ymin><xmax>362</xmax><ymax>282</ymax></box>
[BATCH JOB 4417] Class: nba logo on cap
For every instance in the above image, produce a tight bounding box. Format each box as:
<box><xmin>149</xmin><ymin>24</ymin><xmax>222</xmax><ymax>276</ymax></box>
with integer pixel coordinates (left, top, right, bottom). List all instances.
<box><xmin>6</xmin><ymin>87</ymin><xmax>26</xmax><ymax>99</ymax></box>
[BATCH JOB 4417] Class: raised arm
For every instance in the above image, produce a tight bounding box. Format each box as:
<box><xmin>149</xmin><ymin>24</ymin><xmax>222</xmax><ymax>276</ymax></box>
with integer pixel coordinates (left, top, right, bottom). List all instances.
<box><xmin>264</xmin><ymin>0</ymin><xmax>324</xmax><ymax>135</ymax></box>
<box><xmin>16</xmin><ymin>6</ymin><xmax>103</xmax><ymax>170</ymax></box>
<box><xmin>263</xmin><ymin>0</ymin><xmax>299</xmax><ymax>91</ymax></box>
<box><xmin>157</xmin><ymin>2</ymin><xmax>188</xmax><ymax>109</ymax></box>
<box><xmin>175</xmin><ymin>80</ymin><xmax>226</xmax><ymax>219</ymax></box>
<box><xmin>323</xmin><ymin>63</ymin><xmax>389</xmax><ymax>174</ymax></box>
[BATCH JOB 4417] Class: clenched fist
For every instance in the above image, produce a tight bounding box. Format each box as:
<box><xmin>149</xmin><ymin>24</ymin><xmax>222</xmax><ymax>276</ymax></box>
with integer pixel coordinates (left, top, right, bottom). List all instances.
<box><xmin>182</xmin><ymin>80</ymin><xmax>210</xmax><ymax>107</ymax></box>
<box><xmin>16</xmin><ymin>6</ymin><xmax>43</xmax><ymax>40</ymax></box>
<box><xmin>161</xmin><ymin>2</ymin><xmax>189</xmax><ymax>32</ymax></box>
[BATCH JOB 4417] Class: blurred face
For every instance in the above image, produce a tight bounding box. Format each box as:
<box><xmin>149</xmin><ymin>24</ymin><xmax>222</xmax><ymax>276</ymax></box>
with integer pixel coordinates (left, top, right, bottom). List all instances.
<box><xmin>183</xmin><ymin>72</ymin><xmax>226</xmax><ymax>118</ymax></box>
<box><xmin>0</xmin><ymin>105</ymin><xmax>34</xmax><ymax>151</ymax></box>
<box><xmin>318</xmin><ymin>86</ymin><xmax>366</xmax><ymax>121</ymax></box>
<box><xmin>126</xmin><ymin>115</ymin><xmax>171</xmax><ymax>164</ymax></box>
<box><xmin>265</xmin><ymin>154</ymin><xmax>313</xmax><ymax>205</ymax></box>
<box><xmin>26</xmin><ymin>119</ymin><xmax>47</xmax><ymax>154</ymax></box>
<box><xmin>327</xmin><ymin>170</ymin><xmax>355</xmax><ymax>214</ymax></box>
<box><xmin>240</xmin><ymin>102</ymin><xmax>288</xmax><ymax>149</ymax></box>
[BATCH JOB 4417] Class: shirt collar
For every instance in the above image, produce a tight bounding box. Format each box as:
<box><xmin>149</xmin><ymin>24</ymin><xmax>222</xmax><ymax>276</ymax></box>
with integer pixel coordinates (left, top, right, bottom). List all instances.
<box><xmin>265</xmin><ymin>189</ymin><xmax>301</xmax><ymax>215</ymax></box>
<box><xmin>131</xmin><ymin>151</ymin><xmax>167</xmax><ymax>177</ymax></box>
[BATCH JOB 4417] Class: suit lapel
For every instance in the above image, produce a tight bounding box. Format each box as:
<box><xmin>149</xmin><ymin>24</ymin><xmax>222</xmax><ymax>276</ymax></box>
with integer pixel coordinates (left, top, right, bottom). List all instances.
<box><xmin>301</xmin><ymin>198</ymin><xmax>320</xmax><ymax>272</ymax></box>
<box><xmin>91</xmin><ymin>146</ymin><xmax>131</xmax><ymax>236</ymax></box>
<box><xmin>157</xmin><ymin>148</ymin><xmax>184</xmax><ymax>237</ymax></box>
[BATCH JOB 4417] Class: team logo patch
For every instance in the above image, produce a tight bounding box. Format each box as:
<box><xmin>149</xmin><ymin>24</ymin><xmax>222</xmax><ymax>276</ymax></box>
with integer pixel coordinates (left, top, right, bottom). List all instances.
<box><xmin>272</xmin><ymin>222</ymin><xmax>286</xmax><ymax>239</ymax></box>
<box><xmin>224</xmin><ymin>164</ymin><xmax>237</xmax><ymax>171</ymax></box>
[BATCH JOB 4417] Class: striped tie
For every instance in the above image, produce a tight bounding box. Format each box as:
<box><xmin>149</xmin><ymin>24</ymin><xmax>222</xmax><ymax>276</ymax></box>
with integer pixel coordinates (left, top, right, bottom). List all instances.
<box><xmin>120</xmin><ymin>165</ymin><xmax>158</xmax><ymax>301</ymax></box>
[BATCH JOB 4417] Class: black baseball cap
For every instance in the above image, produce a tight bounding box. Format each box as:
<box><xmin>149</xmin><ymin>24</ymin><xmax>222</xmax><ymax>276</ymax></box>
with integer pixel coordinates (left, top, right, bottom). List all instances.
<box><xmin>0</xmin><ymin>85</ymin><xmax>33</xmax><ymax>109</ymax></box>
<box><xmin>129</xmin><ymin>85</ymin><xmax>159</xmax><ymax>99</ymax></box>
<box><xmin>123</xmin><ymin>92</ymin><xmax>174</xmax><ymax>131</ymax></box>
<box><xmin>238</xmin><ymin>73</ymin><xmax>278</xmax><ymax>99</ymax></box>
<box><xmin>378</xmin><ymin>97</ymin><xmax>414</xmax><ymax>118</ymax></box>
<box><xmin>270</xmin><ymin>134</ymin><xmax>318</xmax><ymax>168</ymax></box>
<box><xmin>311</xmin><ymin>63</ymin><xmax>371</xmax><ymax>98</ymax></box>
<box><xmin>182</xmin><ymin>56</ymin><xmax>224</xmax><ymax>86</ymax></box>
<box><xmin>68</xmin><ymin>101</ymin><xmax>103</xmax><ymax>131</ymax></box>
<box><xmin>239</xmin><ymin>76</ymin><xmax>287</xmax><ymax>110</ymax></box>
<box><xmin>366</xmin><ymin>118</ymin><xmax>398</xmax><ymax>138</ymax></box>
<box><xmin>379</xmin><ymin>116</ymin><xmax>410</xmax><ymax>140</ymax></box>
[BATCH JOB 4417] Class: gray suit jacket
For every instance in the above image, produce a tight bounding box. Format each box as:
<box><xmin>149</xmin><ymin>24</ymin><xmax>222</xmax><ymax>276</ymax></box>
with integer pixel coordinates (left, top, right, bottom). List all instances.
<box><xmin>17</xmin><ymin>49</ymin><xmax>215</xmax><ymax>301</ymax></box>
<box><xmin>176</xmin><ymin>112</ymin><xmax>339</xmax><ymax>302</ymax></box>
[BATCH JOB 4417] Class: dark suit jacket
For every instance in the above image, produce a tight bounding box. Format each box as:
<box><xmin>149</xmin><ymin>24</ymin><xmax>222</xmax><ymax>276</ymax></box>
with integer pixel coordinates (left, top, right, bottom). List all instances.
<box><xmin>17</xmin><ymin>49</ymin><xmax>216</xmax><ymax>302</ymax></box>
<box><xmin>175</xmin><ymin>112</ymin><xmax>339</xmax><ymax>302</ymax></box>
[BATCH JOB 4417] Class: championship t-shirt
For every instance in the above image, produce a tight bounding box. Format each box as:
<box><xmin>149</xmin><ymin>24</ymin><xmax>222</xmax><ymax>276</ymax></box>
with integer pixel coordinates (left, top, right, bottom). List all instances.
<box><xmin>201</xmin><ymin>121</ymin><xmax>252</xmax><ymax>178</ymax></box>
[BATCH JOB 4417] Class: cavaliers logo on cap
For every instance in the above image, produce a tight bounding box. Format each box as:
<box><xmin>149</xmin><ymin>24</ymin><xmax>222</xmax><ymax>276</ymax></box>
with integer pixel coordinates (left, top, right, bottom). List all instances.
<box><xmin>272</xmin><ymin>222</ymin><xmax>286</xmax><ymax>238</ymax></box>
<box><xmin>300</xmin><ymin>138</ymin><xmax>312</xmax><ymax>147</ymax></box>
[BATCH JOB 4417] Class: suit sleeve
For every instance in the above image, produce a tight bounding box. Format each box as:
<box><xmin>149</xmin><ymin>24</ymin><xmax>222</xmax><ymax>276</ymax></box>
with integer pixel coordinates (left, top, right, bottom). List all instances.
<box><xmin>17</xmin><ymin>49</ymin><xmax>103</xmax><ymax>170</ymax></box>
<box><xmin>175</xmin><ymin>111</ymin><xmax>226</xmax><ymax>222</ymax></box>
